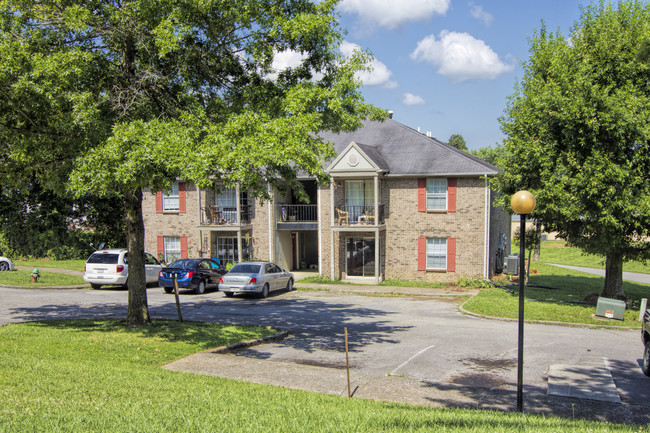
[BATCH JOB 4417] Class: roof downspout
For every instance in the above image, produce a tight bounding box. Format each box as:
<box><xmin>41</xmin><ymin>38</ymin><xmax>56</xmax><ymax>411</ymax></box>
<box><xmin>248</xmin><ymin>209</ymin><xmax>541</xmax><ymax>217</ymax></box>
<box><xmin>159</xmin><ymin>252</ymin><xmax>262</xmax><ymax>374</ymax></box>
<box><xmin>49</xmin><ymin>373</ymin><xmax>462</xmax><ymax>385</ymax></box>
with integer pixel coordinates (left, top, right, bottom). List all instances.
<box><xmin>268</xmin><ymin>183</ymin><xmax>273</xmax><ymax>262</ymax></box>
<box><xmin>484</xmin><ymin>176</ymin><xmax>491</xmax><ymax>279</ymax></box>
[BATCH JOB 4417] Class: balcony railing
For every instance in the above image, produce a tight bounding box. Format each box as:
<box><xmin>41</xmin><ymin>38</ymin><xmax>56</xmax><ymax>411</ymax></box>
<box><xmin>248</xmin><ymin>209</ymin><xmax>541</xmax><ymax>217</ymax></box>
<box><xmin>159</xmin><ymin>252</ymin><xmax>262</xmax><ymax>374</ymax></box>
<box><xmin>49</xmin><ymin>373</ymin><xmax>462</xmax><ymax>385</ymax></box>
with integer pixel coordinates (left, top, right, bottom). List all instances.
<box><xmin>201</xmin><ymin>205</ymin><xmax>252</xmax><ymax>226</ymax></box>
<box><xmin>277</xmin><ymin>204</ymin><xmax>317</xmax><ymax>222</ymax></box>
<box><xmin>334</xmin><ymin>204</ymin><xmax>384</xmax><ymax>226</ymax></box>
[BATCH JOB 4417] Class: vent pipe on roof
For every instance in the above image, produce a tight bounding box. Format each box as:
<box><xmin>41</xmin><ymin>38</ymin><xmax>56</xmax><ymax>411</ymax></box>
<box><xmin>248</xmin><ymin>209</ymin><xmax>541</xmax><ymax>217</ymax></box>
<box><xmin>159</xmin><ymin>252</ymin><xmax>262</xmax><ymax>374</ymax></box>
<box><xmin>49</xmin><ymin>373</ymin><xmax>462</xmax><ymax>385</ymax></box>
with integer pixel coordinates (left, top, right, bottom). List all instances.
<box><xmin>417</xmin><ymin>126</ymin><xmax>421</xmax><ymax>133</ymax></box>
<box><xmin>388</xmin><ymin>110</ymin><xmax>394</xmax><ymax>119</ymax></box>
<box><xmin>426</xmin><ymin>131</ymin><xmax>432</xmax><ymax>137</ymax></box>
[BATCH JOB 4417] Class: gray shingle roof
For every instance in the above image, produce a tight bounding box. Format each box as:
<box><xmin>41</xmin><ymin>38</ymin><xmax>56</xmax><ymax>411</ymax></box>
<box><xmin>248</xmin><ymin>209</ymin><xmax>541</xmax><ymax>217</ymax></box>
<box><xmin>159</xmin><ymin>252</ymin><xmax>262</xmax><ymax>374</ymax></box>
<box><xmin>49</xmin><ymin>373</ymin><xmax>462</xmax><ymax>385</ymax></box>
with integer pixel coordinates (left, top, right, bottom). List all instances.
<box><xmin>318</xmin><ymin>118</ymin><xmax>498</xmax><ymax>176</ymax></box>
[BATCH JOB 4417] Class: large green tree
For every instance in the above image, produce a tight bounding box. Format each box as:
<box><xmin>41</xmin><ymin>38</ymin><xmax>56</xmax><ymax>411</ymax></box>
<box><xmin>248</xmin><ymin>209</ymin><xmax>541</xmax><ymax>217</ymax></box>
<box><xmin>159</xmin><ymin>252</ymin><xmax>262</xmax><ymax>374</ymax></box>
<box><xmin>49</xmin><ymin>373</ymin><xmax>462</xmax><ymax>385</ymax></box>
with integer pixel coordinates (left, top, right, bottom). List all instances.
<box><xmin>0</xmin><ymin>0</ymin><xmax>383</xmax><ymax>325</ymax></box>
<box><xmin>447</xmin><ymin>134</ymin><xmax>468</xmax><ymax>152</ymax></box>
<box><xmin>495</xmin><ymin>0</ymin><xmax>650</xmax><ymax>300</ymax></box>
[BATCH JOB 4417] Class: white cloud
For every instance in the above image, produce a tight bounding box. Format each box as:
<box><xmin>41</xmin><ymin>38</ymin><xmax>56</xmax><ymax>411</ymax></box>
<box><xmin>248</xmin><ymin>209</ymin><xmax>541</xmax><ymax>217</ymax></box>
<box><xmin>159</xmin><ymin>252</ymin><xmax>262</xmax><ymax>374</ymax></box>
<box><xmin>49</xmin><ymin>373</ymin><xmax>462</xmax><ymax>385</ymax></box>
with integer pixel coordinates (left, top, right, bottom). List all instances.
<box><xmin>340</xmin><ymin>41</ymin><xmax>398</xmax><ymax>88</ymax></box>
<box><xmin>402</xmin><ymin>93</ymin><xmax>426</xmax><ymax>106</ymax></box>
<box><xmin>410</xmin><ymin>30</ymin><xmax>513</xmax><ymax>82</ymax></box>
<box><xmin>339</xmin><ymin>0</ymin><xmax>450</xmax><ymax>30</ymax></box>
<box><xmin>469</xmin><ymin>3</ymin><xmax>493</xmax><ymax>26</ymax></box>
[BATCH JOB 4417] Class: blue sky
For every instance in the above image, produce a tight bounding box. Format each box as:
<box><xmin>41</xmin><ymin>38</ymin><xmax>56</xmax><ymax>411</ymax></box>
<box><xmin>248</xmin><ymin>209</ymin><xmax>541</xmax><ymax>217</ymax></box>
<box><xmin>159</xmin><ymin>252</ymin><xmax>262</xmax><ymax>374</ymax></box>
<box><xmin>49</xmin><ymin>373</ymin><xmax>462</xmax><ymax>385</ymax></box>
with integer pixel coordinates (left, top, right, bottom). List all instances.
<box><xmin>330</xmin><ymin>0</ymin><xmax>586</xmax><ymax>150</ymax></box>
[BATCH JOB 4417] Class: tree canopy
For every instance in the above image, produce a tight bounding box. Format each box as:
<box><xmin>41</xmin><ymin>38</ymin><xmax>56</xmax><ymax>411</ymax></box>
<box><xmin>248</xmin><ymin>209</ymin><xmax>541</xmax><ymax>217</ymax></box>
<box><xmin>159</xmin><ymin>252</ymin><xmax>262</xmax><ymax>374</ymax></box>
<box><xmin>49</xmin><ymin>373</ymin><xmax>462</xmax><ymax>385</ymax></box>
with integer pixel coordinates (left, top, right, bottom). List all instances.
<box><xmin>0</xmin><ymin>0</ymin><xmax>383</xmax><ymax>324</ymax></box>
<box><xmin>494</xmin><ymin>0</ymin><xmax>650</xmax><ymax>299</ymax></box>
<box><xmin>447</xmin><ymin>134</ymin><xmax>468</xmax><ymax>152</ymax></box>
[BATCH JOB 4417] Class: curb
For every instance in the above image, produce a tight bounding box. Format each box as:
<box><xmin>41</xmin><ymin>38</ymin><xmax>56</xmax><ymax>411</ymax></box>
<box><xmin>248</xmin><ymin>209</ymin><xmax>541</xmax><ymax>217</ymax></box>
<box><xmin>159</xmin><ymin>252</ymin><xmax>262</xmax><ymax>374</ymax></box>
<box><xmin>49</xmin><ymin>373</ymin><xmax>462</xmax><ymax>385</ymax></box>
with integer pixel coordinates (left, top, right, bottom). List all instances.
<box><xmin>458</xmin><ymin>298</ymin><xmax>639</xmax><ymax>330</ymax></box>
<box><xmin>0</xmin><ymin>284</ymin><xmax>88</xmax><ymax>290</ymax></box>
<box><xmin>208</xmin><ymin>328</ymin><xmax>290</xmax><ymax>354</ymax></box>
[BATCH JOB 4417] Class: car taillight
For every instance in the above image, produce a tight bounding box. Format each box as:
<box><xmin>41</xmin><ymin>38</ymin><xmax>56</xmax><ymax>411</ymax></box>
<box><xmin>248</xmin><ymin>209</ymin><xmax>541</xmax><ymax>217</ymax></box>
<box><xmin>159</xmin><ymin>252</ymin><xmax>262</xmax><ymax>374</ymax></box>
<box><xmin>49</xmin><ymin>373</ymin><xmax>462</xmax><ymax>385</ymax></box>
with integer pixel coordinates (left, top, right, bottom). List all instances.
<box><xmin>186</xmin><ymin>271</ymin><xmax>195</xmax><ymax>279</ymax></box>
<box><xmin>116</xmin><ymin>265</ymin><xmax>125</xmax><ymax>273</ymax></box>
<box><xmin>219</xmin><ymin>276</ymin><xmax>223</xmax><ymax>283</ymax></box>
<box><xmin>250</xmin><ymin>277</ymin><xmax>257</xmax><ymax>284</ymax></box>
<box><xmin>159</xmin><ymin>271</ymin><xmax>163</xmax><ymax>277</ymax></box>
<box><xmin>84</xmin><ymin>264</ymin><xmax>86</xmax><ymax>272</ymax></box>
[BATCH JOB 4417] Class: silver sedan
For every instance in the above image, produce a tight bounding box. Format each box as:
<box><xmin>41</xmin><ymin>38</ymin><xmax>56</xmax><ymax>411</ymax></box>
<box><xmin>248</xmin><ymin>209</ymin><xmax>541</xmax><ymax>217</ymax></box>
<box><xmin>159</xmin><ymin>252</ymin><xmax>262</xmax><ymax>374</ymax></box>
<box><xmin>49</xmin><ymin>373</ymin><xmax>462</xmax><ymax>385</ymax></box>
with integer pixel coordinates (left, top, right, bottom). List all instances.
<box><xmin>219</xmin><ymin>261</ymin><xmax>294</xmax><ymax>298</ymax></box>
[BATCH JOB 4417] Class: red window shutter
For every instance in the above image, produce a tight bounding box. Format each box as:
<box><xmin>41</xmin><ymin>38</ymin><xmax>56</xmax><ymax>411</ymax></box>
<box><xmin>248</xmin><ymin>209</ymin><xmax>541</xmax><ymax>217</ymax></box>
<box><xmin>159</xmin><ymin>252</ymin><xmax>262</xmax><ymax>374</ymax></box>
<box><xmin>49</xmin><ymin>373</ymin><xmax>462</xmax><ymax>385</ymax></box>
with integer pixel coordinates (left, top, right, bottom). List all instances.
<box><xmin>155</xmin><ymin>191</ymin><xmax>163</xmax><ymax>214</ymax></box>
<box><xmin>180</xmin><ymin>236</ymin><xmax>188</xmax><ymax>259</ymax></box>
<box><xmin>157</xmin><ymin>236</ymin><xmax>164</xmax><ymax>256</ymax></box>
<box><xmin>179</xmin><ymin>182</ymin><xmax>186</xmax><ymax>214</ymax></box>
<box><xmin>448</xmin><ymin>178</ymin><xmax>457</xmax><ymax>213</ymax></box>
<box><xmin>417</xmin><ymin>178</ymin><xmax>426</xmax><ymax>212</ymax></box>
<box><xmin>447</xmin><ymin>237</ymin><xmax>456</xmax><ymax>272</ymax></box>
<box><xmin>417</xmin><ymin>237</ymin><xmax>426</xmax><ymax>271</ymax></box>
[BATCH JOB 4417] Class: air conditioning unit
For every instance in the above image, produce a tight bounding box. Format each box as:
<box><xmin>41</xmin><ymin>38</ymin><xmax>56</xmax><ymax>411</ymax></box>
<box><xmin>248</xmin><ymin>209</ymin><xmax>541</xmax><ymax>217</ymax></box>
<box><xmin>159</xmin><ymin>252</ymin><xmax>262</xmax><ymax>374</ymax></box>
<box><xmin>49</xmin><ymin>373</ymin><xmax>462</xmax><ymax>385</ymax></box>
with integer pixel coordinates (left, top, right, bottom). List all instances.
<box><xmin>504</xmin><ymin>255</ymin><xmax>519</xmax><ymax>275</ymax></box>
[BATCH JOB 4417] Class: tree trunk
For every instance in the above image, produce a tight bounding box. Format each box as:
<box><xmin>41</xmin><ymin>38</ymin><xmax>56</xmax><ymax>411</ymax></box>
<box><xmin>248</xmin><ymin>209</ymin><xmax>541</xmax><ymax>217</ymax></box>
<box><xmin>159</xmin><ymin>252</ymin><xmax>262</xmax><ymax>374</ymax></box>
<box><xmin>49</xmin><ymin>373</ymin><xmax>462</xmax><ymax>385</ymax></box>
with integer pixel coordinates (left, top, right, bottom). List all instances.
<box><xmin>124</xmin><ymin>187</ymin><xmax>151</xmax><ymax>326</ymax></box>
<box><xmin>602</xmin><ymin>251</ymin><xmax>625</xmax><ymax>300</ymax></box>
<box><xmin>533</xmin><ymin>221</ymin><xmax>541</xmax><ymax>261</ymax></box>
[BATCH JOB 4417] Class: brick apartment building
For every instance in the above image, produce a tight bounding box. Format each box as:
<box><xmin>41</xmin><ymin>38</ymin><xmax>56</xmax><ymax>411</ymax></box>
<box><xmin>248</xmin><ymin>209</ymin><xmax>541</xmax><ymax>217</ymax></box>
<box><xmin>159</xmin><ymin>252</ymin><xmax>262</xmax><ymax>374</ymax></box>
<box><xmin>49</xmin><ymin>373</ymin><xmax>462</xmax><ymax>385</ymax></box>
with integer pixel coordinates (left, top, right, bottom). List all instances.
<box><xmin>142</xmin><ymin>118</ymin><xmax>510</xmax><ymax>283</ymax></box>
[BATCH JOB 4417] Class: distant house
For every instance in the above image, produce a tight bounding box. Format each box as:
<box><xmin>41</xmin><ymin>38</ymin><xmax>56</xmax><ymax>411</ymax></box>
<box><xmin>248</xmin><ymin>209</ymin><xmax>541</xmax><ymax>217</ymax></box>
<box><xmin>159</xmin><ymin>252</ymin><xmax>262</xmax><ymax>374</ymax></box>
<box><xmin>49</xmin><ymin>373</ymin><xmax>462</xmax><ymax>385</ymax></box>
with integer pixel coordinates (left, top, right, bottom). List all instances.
<box><xmin>142</xmin><ymin>118</ymin><xmax>510</xmax><ymax>283</ymax></box>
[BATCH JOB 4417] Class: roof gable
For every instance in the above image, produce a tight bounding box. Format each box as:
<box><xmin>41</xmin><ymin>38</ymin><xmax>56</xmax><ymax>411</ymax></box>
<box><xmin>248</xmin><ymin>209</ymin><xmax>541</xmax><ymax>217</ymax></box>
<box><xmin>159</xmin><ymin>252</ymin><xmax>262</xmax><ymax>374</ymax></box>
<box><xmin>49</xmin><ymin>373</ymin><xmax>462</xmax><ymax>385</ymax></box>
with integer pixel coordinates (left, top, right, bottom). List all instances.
<box><xmin>318</xmin><ymin>119</ymin><xmax>499</xmax><ymax>176</ymax></box>
<box><xmin>327</xmin><ymin>141</ymin><xmax>388</xmax><ymax>174</ymax></box>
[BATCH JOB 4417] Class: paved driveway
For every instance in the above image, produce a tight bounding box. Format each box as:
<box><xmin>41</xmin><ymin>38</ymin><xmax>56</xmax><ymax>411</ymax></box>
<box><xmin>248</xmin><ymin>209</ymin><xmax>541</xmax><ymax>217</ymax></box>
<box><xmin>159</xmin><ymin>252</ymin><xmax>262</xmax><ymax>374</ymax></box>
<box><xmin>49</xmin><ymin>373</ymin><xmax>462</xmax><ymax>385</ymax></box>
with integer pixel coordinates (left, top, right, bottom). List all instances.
<box><xmin>1</xmin><ymin>286</ymin><xmax>649</xmax><ymax>423</ymax></box>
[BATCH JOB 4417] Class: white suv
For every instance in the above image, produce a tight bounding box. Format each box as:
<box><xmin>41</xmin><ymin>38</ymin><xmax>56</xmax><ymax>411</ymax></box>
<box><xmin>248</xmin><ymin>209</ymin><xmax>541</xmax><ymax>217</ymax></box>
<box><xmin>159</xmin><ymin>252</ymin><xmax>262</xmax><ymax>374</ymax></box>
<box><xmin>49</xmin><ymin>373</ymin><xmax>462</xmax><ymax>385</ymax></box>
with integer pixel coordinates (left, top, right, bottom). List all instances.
<box><xmin>83</xmin><ymin>249</ymin><xmax>162</xmax><ymax>289</ymax></box>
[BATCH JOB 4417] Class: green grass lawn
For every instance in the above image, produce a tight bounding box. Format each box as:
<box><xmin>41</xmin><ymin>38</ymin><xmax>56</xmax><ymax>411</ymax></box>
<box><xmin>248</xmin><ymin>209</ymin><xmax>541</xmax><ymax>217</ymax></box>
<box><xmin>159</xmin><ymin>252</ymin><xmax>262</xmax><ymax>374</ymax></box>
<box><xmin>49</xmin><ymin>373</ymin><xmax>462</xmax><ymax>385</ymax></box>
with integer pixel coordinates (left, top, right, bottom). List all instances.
<box><xmin>528</xmin><ymin>241</ymin><xmax>650</xmax><ymax>274</ymax></box>
<box><xmin>464</xmin><ymin>261</ymin><xmax>650</xmax><ymax>326</ymax></box>
<box><xmin>0</xmin><ymin>269</ymin><xmax>85</xmax><ymax>287</ymax></box>
<box><xmin>0</xmin><ymin>319</ymin><xmax>638</xmax><ymax>432</ymax></box>
<box><xmin>14</xmin><ymin>258</ymin><xmax>86</xmax><ymax>272</ymax></box>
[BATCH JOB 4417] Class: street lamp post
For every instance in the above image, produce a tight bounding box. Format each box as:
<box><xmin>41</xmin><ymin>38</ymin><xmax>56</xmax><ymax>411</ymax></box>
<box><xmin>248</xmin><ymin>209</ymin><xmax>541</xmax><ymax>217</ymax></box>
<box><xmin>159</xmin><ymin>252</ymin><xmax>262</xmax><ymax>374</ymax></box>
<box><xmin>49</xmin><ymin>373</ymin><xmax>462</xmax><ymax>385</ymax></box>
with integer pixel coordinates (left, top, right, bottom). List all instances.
<box><xmin>510</xmin><ymin>190</ymin><xmax>536</xmax><ymax>413</ymax></box>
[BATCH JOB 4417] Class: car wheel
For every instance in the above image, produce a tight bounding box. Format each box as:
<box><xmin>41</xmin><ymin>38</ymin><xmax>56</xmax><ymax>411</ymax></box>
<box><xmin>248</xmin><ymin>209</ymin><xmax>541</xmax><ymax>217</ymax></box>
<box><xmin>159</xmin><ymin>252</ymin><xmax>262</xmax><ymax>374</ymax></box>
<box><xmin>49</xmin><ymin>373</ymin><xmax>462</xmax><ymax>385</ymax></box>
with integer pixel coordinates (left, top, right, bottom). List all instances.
<box><xmin>224</xmin><ymin>291</ymin><xmax>234</xmax><ymax>297</ymax></box>
<box><xmin>286</xmin><ymin>278</ymin><xmax>294</xmax><ymax>291</ymax></box>
<box><xmin>260</xmin><ymin>284</ymin><xmax>269</xmax><ymax>298</ymax></box>
<box><xmin>195</xmin><ymin>280</ymin><xmax>206</xmax><ymax>295</ymax></box>
<box><xmin>643</xmin><ymin>343</ymin><xmax>650</xmax><ymax>377</ymax></box>
<box><xmin>0</xmin><ymin>261</ymin><xmax>8</xmax><ymax>271</ymax></box>
<box><xmin>90</xmin><ymin>283</ymin><xmax>102</xmax><ymax>290</ymax></box>
<box><xmin>164</xmin><ymin>287</ymin><xmax>173</xmax><ymax>294</ymax></box>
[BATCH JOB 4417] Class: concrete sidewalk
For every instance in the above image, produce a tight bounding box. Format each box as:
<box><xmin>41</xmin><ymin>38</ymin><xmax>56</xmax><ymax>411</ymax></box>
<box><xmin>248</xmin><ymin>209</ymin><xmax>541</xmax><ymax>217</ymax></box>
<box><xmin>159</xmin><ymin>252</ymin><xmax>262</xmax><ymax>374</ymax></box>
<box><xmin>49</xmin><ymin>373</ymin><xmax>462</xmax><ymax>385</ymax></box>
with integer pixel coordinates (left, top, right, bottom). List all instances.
<box><xmin>547</xmin><ymin>264</ymin><xmax>650</xmax><ymax>285</ymax></box>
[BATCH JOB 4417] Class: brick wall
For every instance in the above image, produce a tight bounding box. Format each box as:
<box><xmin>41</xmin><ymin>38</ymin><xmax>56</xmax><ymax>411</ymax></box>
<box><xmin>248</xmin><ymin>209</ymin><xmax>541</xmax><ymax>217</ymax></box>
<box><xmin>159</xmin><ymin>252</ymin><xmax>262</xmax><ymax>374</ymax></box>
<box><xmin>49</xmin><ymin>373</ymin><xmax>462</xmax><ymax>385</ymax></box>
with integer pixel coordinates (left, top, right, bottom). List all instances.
<box><xmin>383</xmin><ymin>176</ymin><xmax>487</xmax><ymax>282</ymax></box>
<box><xmin>142</xmin><ymin>184</ymin><xmax>199</xmax><ymax>259</ymax></box>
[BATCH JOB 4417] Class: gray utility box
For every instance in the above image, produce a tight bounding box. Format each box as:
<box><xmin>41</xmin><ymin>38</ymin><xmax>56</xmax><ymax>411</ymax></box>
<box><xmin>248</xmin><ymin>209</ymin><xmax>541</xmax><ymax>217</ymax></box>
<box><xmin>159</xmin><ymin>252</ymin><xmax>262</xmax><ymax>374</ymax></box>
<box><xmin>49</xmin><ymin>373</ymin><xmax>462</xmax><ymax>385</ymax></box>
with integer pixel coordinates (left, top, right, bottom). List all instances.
<box><xmin>596</xmin><ymin>297</ymin><xmax>626</xmax><ymax>320</ymax></box>
<box><xmin>504</xmin><ymin>255</ymin><xmax>519</xmax><ymax>275</ymax></box>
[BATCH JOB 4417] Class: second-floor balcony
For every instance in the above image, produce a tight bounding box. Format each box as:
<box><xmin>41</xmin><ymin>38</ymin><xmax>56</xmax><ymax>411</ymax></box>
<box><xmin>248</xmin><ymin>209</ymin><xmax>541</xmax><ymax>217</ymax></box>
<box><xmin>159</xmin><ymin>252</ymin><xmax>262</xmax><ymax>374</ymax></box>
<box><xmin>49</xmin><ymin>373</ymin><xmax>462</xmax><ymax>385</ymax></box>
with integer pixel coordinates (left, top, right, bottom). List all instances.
<box><xmin>277</xmin><ymin>204</ymin><xmax>318</xmax><ymax>222</ymax></box>
<box><xmin>200</xmin><ymin>204</ymin><xmax>252</xmax><ymax>226</ymax></box>
<box><xmin>276</xmin><ymin>204</ymin><xmax>318</xmax><ymax>231</ymax></box>
<box><xmin>334</xmin><ymin>204</ymin><xmax>385</xmax><ymax>226</ymax></box>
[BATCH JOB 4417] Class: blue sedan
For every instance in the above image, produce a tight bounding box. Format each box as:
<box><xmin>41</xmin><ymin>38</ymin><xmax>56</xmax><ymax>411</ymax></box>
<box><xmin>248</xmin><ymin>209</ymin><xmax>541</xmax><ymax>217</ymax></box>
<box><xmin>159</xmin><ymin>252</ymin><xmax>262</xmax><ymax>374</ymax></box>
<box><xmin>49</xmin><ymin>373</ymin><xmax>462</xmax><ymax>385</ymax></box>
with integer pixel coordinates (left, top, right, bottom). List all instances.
<box><xmin>159</xmin><ymin>258</ymin><xmax>227</xmax><ymax>294</ymax></box>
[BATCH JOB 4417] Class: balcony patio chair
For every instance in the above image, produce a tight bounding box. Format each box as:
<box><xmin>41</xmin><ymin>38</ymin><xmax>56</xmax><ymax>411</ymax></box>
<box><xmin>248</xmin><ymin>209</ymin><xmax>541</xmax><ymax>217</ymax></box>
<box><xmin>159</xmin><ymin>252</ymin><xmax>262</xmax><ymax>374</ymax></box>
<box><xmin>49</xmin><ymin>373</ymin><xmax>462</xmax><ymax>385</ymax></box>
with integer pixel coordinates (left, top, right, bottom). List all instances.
<box><xmin>363</xmin><ymin>209</ymin><xmax>375</xmax><ymax>225</ymax></box>
<box><xmin>336</xmin><ymin>208</ymin><xmax>349</xmax><ymax>225</ymax></box>
<box><xmin>208</xmin><ymin>205</ymin><xmax>225</xmax><ymax>224</ymax></box>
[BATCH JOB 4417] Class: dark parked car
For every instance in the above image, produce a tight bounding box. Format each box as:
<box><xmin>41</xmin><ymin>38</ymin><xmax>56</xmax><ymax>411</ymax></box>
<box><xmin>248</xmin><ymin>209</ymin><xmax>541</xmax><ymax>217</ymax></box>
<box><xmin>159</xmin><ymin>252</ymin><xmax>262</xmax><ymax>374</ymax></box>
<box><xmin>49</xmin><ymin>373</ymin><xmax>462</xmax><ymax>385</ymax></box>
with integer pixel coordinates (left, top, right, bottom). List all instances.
<box><xmin>158</xmin><ymin>258</ymin><xmax>227</xmax><ymax>294</ymax></box>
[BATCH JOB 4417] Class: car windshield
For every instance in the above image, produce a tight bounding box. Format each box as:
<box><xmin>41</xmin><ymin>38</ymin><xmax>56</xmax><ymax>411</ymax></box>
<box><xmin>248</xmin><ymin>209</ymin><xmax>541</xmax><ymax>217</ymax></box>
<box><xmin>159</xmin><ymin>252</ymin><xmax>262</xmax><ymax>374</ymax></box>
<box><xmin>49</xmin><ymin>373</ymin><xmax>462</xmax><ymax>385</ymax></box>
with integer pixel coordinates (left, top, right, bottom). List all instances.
<box><xmin>168</xmin><ymin>259</ymin><xmax>199</xmax><ymax>269</ymax></box>
<box><xmin>86</xmin><ymin>253</ymin><xmax>120</xmax><ymax>264</ymax></box>
<box><xmin>230</xmin><ymin>264</ymin><xmax>262</xmax><ymax>274</ymax></box>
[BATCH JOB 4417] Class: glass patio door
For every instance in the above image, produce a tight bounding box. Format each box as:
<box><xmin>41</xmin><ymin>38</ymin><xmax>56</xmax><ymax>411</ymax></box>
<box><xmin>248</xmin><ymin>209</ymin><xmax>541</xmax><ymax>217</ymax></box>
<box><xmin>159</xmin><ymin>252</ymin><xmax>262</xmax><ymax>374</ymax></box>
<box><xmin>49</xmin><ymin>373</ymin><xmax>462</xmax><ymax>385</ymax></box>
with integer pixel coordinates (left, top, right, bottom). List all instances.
<box><xmin>346</xmin><ymin>237</ymin><xmax>375</xmax><ymax>277</ymax></box>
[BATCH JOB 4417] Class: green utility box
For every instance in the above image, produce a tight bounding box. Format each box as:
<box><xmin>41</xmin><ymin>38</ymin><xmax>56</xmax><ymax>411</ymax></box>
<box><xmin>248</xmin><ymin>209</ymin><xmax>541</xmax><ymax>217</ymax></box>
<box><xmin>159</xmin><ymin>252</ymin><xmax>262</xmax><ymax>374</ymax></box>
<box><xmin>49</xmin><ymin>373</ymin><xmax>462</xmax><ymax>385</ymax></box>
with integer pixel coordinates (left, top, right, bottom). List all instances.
<box><xmin>595</xmin><ymin>297</ymin><xmax>626</xmax><ymax>320</ymax></box>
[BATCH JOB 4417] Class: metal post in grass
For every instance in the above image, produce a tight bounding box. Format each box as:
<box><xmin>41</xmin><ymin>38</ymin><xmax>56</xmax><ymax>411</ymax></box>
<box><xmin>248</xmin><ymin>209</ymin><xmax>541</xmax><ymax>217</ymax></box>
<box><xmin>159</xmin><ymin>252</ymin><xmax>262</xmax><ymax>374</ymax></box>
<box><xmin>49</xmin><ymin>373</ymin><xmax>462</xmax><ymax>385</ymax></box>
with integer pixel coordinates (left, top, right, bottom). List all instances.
<box><xmin>172</xmin><ymin>273</ymin><xmax>183</xmax><ymax>322</ymax></box>
<box><xmin>345</xmin><ymin>327</ymin><xmax>351</xmax><ymax>398</ymax></box>
<box><xmin>511</xmin><ymin>190</ymin><xmax>536</xmax><ymax>413</ymax></box>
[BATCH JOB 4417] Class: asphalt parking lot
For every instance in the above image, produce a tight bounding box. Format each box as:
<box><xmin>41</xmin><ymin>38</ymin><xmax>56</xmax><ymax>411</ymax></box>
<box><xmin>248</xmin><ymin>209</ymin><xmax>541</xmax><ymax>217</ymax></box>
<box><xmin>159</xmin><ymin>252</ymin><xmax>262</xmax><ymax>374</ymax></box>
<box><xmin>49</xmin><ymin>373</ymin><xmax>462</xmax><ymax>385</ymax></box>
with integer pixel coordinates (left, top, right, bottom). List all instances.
<box><xmin>1</xmin><ymin>284</ymin><xmax>649</xmax><ymax>424</ymax></box>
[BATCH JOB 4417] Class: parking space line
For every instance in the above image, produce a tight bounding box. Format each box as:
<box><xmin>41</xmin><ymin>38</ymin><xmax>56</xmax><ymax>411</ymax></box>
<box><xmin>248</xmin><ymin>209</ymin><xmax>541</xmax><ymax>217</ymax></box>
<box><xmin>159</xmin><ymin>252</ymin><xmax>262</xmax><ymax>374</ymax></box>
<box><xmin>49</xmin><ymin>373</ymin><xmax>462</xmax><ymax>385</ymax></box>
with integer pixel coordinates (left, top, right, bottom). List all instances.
<box><xmin>391</xmin><ymin>344</ymin><xmax>435</xmax><ymax>375</ymax></box>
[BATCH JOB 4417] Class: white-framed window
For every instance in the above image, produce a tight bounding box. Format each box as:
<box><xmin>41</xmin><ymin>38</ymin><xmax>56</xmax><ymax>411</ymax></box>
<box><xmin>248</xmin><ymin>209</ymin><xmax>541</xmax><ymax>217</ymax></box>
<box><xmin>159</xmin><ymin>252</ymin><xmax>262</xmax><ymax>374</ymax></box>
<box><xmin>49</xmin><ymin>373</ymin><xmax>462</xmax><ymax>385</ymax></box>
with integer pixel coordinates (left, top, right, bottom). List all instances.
<box><xmin>215</xmin><ymin>186</ymin><xmax>237</xmax><ymax>223</ymax></box>
<box><xmin>164</xmin><ymin>236</ymin><xmax>181</xmax><ymax>263</ymax></box>
<box><xmin>345</xmin><ymin>180</ymin><xmax>375</xmax><ymax>222</ymax></box>
<box><xmin>163</xmin><ymin>182</ymin><xmax>179</xmax><ymax>211</ymax></box>
<box><xmin>426</xmin><ymin>178</ymin><xmax>447</xmax><ymax>210</ymax></box>
<box><xmin>426</xmin><ymin>238</ymin><xmax>447</xmax><ymax>270</ymax></box>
